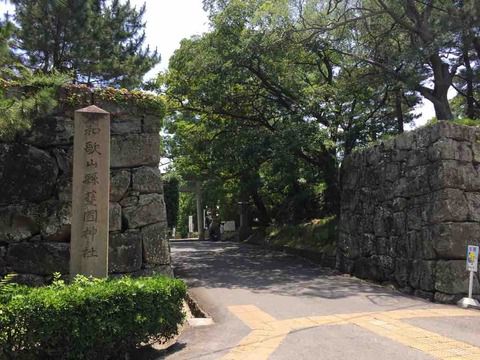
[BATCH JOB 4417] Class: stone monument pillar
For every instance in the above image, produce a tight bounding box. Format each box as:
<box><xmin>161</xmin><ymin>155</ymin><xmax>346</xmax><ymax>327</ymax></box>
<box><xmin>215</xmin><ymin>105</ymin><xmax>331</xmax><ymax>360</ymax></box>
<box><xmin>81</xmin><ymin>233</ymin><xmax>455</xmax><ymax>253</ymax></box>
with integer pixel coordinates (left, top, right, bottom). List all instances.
<box><xmin>70</xmin><ymin>105</ymin><xmax>110</xmax><ymax>278</ymax></box>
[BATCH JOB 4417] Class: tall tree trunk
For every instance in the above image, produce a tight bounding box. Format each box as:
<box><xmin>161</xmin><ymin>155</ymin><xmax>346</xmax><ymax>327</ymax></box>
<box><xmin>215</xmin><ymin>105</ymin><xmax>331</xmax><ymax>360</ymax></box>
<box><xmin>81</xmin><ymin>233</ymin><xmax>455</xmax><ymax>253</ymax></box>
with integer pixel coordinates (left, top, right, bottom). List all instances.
<box><xmin>432</xmin><ymin>94</ymin><xmax>454</xmax><ymax>121</ymax></box>
<box><xmin>473</xmin><ymin>37</ymin><xmax>480</xmax><ymax>60</ymax></box>
<box><xmin>463</xmin><ymin>44</ymin><xmax>476</xmax><ymax>119</ymax></box>
<box><xmin>395</xmin><ymin>88</ymin><xmax>404</xmax><ymax>133</ymax></box>
<box><xmin>250</xmin><ymin>187</ymin><xmax>270</xmax><ymax>226</ymax></box>
<box><xmin>295</xmin><ymin>148</ymin><xmax>340</xmax><ymax>217</ymax></box>
<box><xmin>323</xmin><ymin>150</ymin><xmax>340</xmax><ymax>217</ymax></box>
<box><xmin>424</xmin><ymin>54</ymin><xmax>454</xmax><ymax>120</ymax></box>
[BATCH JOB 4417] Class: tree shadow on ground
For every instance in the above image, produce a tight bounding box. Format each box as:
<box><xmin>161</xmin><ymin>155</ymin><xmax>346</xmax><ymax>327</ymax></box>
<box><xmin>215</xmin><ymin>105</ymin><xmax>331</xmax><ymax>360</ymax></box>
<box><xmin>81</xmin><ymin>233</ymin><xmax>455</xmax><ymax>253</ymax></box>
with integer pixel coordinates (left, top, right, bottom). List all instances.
<box><xmin>171</xmin><ymin>241</ymin><xmax>411</xmax><ymax>302</ymax></box>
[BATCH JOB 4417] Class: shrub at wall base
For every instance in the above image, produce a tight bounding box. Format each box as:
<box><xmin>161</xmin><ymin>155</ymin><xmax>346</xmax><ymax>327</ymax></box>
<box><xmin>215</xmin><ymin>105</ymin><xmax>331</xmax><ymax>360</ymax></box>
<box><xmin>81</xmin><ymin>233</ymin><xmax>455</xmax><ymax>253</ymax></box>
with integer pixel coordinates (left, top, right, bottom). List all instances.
<box><xmin>0</xmin><ymin>275</ymin><xmax>186</xmax><ymax>359</ymax></box>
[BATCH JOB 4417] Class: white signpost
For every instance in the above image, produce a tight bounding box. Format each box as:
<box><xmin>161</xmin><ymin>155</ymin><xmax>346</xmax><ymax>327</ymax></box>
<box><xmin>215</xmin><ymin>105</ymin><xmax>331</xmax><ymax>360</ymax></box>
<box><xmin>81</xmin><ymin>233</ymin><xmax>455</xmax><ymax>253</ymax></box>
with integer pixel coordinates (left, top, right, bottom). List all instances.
<box><xmin>458</xmin><ymin>245</ymin><xmax>479</xmax><ymax>309</ymax></box>
<box><xmin>223</xmin><ymin>221</ymin><xmax>236</xmax><ymax>232</ymax></box>
<box><xmin>188</xmin><ymin>215</ymin><xmax>194</xmax><ymax>234</ymax></box>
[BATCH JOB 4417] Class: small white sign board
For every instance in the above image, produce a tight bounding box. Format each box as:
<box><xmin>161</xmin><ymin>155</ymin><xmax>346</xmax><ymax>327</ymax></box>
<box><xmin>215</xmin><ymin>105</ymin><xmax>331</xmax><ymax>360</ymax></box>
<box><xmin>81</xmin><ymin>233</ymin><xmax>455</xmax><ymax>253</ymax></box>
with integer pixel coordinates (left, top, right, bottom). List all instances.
<box><xmin>467</xmin><ymin>245</ymin><xmax>479</xmax><ymax>272</ymax></box>
<box><xmin>188</xmin><ymin>216</ymin><xmax>194</xmax><ymax>233</ymax></box>
<box><xmin>223</xmin><ymin>220</ymin><xmax>236</xmax><ymax>232</ymax></box>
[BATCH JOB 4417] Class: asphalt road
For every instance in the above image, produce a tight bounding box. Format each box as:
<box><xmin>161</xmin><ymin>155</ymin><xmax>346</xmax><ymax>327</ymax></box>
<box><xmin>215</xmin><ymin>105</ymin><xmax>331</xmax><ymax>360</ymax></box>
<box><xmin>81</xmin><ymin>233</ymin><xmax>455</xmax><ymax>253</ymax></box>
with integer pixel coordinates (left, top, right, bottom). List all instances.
<box><xmin>162</xmin><ymin>241</ymin><xmax>480</xmax><ymax>360</ymax></box>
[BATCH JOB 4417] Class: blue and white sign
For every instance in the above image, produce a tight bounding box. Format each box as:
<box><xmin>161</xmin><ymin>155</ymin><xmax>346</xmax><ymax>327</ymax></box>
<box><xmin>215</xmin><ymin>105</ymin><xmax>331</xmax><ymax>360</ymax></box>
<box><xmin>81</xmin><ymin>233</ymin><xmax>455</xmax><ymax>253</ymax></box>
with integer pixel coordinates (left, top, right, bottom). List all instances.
<box><xmin>466</xmin><ymin>245</ymin><xmax>479</xmax><ymax>272</ymax></box>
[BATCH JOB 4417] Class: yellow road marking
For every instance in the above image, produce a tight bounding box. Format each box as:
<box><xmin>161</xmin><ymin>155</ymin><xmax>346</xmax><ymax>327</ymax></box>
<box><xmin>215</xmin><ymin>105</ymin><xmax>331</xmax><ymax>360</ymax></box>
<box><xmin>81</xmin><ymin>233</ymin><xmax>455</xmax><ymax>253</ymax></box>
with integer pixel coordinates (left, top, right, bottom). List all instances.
<box><xmin>223</xmin><ymin>306</ymin><xmax>480</xmax><ymax>360</ymax></box>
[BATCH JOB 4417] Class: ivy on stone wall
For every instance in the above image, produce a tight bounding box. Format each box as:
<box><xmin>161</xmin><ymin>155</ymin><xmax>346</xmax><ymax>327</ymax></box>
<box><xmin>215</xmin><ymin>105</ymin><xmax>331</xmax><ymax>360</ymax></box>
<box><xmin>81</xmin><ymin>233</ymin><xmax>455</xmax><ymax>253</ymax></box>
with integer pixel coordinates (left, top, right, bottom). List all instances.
<box><xmin>63</xmin><ymin>85</ymin><xmax>165</xmax><ymax>117</ymax></box>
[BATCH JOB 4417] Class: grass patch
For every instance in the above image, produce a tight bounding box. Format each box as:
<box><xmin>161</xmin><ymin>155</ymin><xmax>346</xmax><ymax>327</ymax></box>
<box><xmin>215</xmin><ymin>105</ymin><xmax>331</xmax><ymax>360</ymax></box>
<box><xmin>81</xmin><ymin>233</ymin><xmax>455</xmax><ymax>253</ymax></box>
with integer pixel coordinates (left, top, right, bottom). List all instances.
<box><xmin>266</xmin><ymin>216</ymin><xmax>337</xmax><ymax>255</ymax></box>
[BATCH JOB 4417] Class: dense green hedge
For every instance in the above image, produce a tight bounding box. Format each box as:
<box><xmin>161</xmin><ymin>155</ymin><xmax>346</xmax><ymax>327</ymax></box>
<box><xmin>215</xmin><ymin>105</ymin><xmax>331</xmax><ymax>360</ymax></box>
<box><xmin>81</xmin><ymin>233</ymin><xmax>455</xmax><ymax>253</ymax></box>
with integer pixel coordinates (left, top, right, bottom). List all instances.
<box><xmin>0</xmin><ymin>275</ymin><xmax>186</xmax><ymax>359</ymax></box>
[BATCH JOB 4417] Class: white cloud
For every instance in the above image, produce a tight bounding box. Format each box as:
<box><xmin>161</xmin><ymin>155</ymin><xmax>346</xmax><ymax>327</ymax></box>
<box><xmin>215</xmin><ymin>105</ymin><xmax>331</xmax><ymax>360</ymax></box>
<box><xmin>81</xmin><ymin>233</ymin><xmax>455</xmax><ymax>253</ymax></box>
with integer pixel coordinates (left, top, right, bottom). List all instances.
<box><xmin>409</xmin><ymin>86</ymin><xmax>458</xmax><ymax>130</ymax></box>
<box><xmin>129</xmin><ymin>0</ymin><xmax>210</xmax><ymax>79</ymax></box>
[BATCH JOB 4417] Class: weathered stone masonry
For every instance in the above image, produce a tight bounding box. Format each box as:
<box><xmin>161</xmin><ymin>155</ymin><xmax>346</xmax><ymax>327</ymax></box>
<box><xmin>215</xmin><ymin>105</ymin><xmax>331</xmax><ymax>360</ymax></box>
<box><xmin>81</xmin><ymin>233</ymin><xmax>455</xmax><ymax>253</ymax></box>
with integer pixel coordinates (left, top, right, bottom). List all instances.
<box><xmin>338</xmin><ymin>122</ymin><xmax>480</xmax><ymax>303</ymax></box>
<box><xmin>0</xmin><ymin>95</ymin><xmax>171</xmax><ymax>284</ymax></box>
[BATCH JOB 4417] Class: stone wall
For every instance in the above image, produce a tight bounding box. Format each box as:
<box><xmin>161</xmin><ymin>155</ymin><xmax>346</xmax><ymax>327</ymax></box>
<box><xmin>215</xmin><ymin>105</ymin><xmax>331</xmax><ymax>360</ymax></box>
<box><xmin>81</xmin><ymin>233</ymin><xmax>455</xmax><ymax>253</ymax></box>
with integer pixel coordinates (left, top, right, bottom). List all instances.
<box><xmin>0</xmin><ymin>96</ymin><xmax>171</xmax><ymax>285</ymax></box>
<box><xmin>338</xmin><ymin>122</ymin><xmax>480</xmax><ymax>303</ymax></box>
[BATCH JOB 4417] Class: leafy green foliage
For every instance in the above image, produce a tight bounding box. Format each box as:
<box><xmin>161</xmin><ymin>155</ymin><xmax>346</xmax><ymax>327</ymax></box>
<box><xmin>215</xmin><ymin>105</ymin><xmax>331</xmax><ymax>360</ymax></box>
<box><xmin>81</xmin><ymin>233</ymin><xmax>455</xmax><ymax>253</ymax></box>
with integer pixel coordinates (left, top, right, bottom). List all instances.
<box><xmin>177</xmin><ymin>192</ymin><xmax>197</xmax><ymax>238</ymax></box>
<box><xmin>0</xmin><ymin>74</ymin><xmax>70</xmax><ymax>142</ymax></box>
<box><xmin>163</xmin><ymin>175</ymin><xmax>181</xmax><ymax>229</ymax></box>
<box><xmin>0</xmin><ymin>18</ymin><xmax>71</xmax><ymax>141</ymax></box>
<box><xmin>0</xmin><ymin>275</ymin><xmax>186</xmax><ymax>359</ymax></box>
<box><xmin>163</xmin><ymin>0</ymin><xmax>423</xmax><ymax>221</ymax></box>
<box><xmin>11</xmin><ymin>0</ymin><xmax>160</xmax><ymax>88</ymax></box>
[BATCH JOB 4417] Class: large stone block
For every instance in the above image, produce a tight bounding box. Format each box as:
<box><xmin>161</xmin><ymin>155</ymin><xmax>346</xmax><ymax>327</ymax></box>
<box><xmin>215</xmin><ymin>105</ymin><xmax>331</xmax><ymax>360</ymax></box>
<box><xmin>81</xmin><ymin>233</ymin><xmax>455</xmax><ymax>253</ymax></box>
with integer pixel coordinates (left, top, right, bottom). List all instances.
<box><xmin>428</xmin><ymin>223</ymin><xmax>480</xmax><ymax>259</ymax></box>
<box><xmin>466</xmin><ymin>192</ymin><xmax>480</xmax><ymax>221</ymax></box>
<box><xmin>433</xmin><ymin>291</ymin><xmax>462</xmax><ymax>304</ymax></box>
<box><xmin>394</xmin><ymin>132</ymin><xmax>415</xmax><ymax>150</ymax></box>
<box><xmin>132</xmin><ymin>166</ymin><xmax>163</xmax><ymax>194</ymax></box>
<box><xmin>136</xmin><ymin>265</ymin><xmax>173</xmax><ymax>278</ymax></box>
<box><xmin>120</xmin><ymin>195</ymin><xmax>139</xmax><ymax>208</ymax></box>
<box><xmin>110</xmin><ymin>169</ymin><xmax>130</xmax><ymax>202</ymax></box>
<box><xmin>141</xmin><ymin>222</ymin><xmax>170</xmax><ymax>265</ymax></box>
<box><xmin>109</xmin><ymin>231</ymin><xmax>142</xmax><ymax>273</ymax></box>
<box><xmin>360</xmin><ymin>233</ymin><xmax>375</xmax><ymax>257</ymax></box>
<box><xmin>143</xmin><ymin>114</ymin><xmax>162</xmax><ymax>134</ymax></box>
<box><xmin>409</xmin><ymin>260</ymin><xmax>435</xmax><ymax>291</ymax></box>
<box><xmin>428</xmin><ymin>188</ymin><xmax>468</xmax><ymax>224</ymax></box>
<box><xmin>428</xmin><ymin>138</ymin><xmax>472</xmax><ymax>163</ymax></box>
<box><xmin>37</xmin><ymin>201</ymin><xmax>72</xmax><ymax>242</ymax></box>
<box><xmin>413</xmin><ymin>127</ymin><xmax>432</xmax><ymax>148</ymax></box>
<box><xmin>336</xmin><ymin>251</ymin><xmax>355</xmax><ymax>273</ymax></box>
<box><xmin>375</xmin><ymin>255</ymin><xmax>394</xmax><ymax>280</ymax></box>
<box><xmin>405</xmin><ymin>231</ymin><xmax>422</xmax><ymax>259</ymax></box>
<box><xmin>430</xmin><ymin>161</ymin><xmax>480</xmax><ymax>191</ymax></box>
<box><xmin>384</xmin><ymin>163</ymin><xmax>400</xmax><ymax>182</ymax></box>
<box><xmin>373</xmin><ymin>207</ymin><xmax>391</xmax><ymax>237</ymax></box>
<box><xmin>109</xmin><ymin>202</ymin><xmax>122</xmax><ymax>232</ymax></box>
<box><xmin>430</xmin><ymin>122</ymin><xmax>477</xmax><ymax>143</ymax></box>
<box><xmin>394</xmin><ymin>258</ymin><xmax>410</xmax><ymax>287</ymax></box>
<box><xmin>23</xmin><ymin>116</ymin><xmax>73</xmax><ymax>147</ymax></box>
<box><xmin>337</xmin><ymin>232</ymin><xmax>360</xmax><ymax>259</ymax></box>
<box><xmin>123</xmin><ymin>194</ymin><xmax>166</xmax><ymax>229</ymax></box>
<box><xmin>435</xmin><ymin>260</ymin><xmax>480</xmax><ymax>294</ymax></box>
<box><xmin>6</xmin><ymin>242</ymin><xmax>69</xmax><ymax>275</ymax></box>
<box><xmin>0</xmin><ymin>143</ymin><xmax>58</xmax><ymax>204</ymax></box>
<box><xmin>1</xmin><ymin>201</ymin><xmax>71</xmax><ymax>243</ymax></box>
<box><xmin>110</xmin><ymin>114</ymin><xmax>142</xmax><ymax>135</ymax></box>
<box><xmin>57</xmin><ymin>177</ymin><xmax>72</xmax><ymax>202</ymax></box>
<box><xmin>392</xmin><ymin>212</ymin><xmax>406</xmax><ymax>235</ymax></box>
<box><xmin>353</xmin><ymin>256</ymin><xmax>391</xmax><ymax>282</ymax></box>
<box><xmin>376</xmin><ymin>236</ymin><xmax>395</xmax><ymax>257</ymax></box>
<box><xmin>52</xmin><ymin>147</ymin><xmax>73</xmax><ymax>177</ymax></box>
<box><xmin>404</xmin><ymin>166</ymin><xmax>430</xmax><ymax>197</ymax></box>
<box><xmin>111</xmin><ymin>134</ymin><xmax>160</xmax><ymax>168</ymax></box>
<box><xmin>473</xmin><ymin>141</ymin><xmax>480</xmax><ymax>163</ymax></box>
<box><xmin>0</xmin><ymin>206</ymin><xmax>39</xmax><ymax>242</ymax></box>
<box><xmin>406</xmin><ymin>149</ymin><xmax>429</xmax><ymax>167</ymax></box>
<box><xmin>406</xmin><ymin>207</ymin><xmax>423</xmax><ymax>231</ymax></box>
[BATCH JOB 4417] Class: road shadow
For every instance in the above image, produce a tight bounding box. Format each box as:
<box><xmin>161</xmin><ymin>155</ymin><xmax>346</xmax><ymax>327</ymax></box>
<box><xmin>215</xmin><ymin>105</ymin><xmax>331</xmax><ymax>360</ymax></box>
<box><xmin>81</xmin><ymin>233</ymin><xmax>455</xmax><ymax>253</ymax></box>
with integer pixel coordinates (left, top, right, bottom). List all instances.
<box><xmin>171</xmin><ymin>241</ymin><xmax>412</xmax><ymax>302</ymax></box>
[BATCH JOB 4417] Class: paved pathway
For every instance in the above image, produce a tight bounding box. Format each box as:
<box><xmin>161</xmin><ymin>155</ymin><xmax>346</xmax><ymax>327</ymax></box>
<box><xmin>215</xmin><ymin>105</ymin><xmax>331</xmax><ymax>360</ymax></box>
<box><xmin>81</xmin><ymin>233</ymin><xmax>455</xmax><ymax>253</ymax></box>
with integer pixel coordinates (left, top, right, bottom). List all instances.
<box><xmin>164</xmin><ymin>241</ymin><xmax>480</xmax><ymax>360</ymax></box>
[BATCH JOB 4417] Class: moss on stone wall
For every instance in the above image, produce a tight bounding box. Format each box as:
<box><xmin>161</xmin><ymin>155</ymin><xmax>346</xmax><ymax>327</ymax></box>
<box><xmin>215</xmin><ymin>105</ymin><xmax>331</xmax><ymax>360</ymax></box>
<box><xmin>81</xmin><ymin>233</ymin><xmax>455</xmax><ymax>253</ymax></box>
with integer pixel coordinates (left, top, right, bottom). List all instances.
<box><xmin>0</xmin><ymin>80</ymin><xmax>166</xmax><ymax>142</ymax></box>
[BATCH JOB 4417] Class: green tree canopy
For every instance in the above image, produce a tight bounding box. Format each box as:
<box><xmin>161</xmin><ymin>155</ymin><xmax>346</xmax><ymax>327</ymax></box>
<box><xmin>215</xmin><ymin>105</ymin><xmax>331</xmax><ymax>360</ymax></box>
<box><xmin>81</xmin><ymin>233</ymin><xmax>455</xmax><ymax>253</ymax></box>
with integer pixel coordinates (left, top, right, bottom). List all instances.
<box><xmin>162</xmin><ymin>0</ymin><xmax>420</xmax><ymax>221</ymax></box>
<box><xmin>11</xmin><ymin>0</ymin><xmax>160</xmax><ymax>88</ymax></box>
